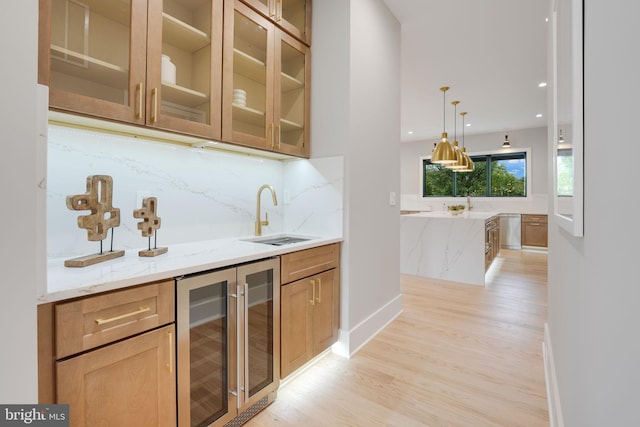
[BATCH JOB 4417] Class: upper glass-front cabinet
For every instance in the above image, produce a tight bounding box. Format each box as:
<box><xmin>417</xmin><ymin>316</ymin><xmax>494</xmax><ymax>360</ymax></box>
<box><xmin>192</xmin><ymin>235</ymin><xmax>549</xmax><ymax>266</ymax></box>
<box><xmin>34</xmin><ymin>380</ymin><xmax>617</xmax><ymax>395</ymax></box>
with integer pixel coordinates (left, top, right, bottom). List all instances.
<box><xmin>276</xmin><ymin>31</ymin><xmax>309</xmax><ymax>157</ymax></box>
<box><xmin>41</xmin><ymin>0</ymin><xmax>147</xmax><ymax>123</ymax></box>
<box><xmin>146</xmin><ymin>0</ymin><xmax>223</xmax><ymax>137</ymax></box>
<box><xmin>39</xmin><ymin>0</ymin><xmax>223</xmax><ymax>139</ymax></box>
<box><xmin>222</xmin><ymin>0</ymin><xmax>309</xmax><ymax>157</ymax></box>
<box><xmin>241</xmin><ymin>0</ymin><xmax>311</xmax><ymax>45</ymax></box>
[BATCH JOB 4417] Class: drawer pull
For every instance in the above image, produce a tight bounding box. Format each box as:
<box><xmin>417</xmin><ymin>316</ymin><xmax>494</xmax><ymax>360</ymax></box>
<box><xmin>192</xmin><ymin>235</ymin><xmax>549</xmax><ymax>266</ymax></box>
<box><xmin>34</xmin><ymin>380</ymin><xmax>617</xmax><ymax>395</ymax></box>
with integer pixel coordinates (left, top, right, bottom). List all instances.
<box><xmin>95</xmin><ymin>306</ymin><xmax>151</xmax><ymax>325</ymax></box>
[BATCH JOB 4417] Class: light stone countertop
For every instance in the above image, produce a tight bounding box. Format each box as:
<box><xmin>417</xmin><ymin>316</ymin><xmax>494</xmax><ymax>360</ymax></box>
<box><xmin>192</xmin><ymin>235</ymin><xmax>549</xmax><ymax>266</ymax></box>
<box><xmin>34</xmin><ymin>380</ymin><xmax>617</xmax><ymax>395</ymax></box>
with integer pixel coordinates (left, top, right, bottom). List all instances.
<box><xmin>42</xmin><ymin>234</ymin><xmax>342</xmax><ymax>303</ymax></box>
<box><xmin>403</xmin><ymin>210</ymin><xmax>500</xmax><ymax>220</ymax></box>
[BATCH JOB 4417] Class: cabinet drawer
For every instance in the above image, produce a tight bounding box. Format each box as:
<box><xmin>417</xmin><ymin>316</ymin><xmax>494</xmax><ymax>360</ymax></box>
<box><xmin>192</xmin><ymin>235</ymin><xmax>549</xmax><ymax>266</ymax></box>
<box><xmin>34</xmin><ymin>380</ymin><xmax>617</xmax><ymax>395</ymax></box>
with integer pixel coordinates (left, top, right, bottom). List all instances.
<box><xmin>281</xmin><ymin>243</ymin><xmax>340</xmax><ymax>284</ymax></box>
<box><xmin>55</xmin><ymin>280</ymin><xmax>174</xmax><ymax>359</ymax></box>
<box><xmin>522</xmin><ymin>214</ymin><xmax>548</xmax><ymax>224</ymax></box>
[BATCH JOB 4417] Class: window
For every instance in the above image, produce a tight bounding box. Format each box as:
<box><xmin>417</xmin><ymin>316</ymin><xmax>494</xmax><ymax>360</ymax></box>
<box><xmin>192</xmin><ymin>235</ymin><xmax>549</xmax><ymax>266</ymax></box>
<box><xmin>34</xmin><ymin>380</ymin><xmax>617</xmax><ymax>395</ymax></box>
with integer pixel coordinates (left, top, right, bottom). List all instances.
<box><xmin>423</xmin><ymin>152</ymin><xmax>527</xmax><ymax>197</ymax></box>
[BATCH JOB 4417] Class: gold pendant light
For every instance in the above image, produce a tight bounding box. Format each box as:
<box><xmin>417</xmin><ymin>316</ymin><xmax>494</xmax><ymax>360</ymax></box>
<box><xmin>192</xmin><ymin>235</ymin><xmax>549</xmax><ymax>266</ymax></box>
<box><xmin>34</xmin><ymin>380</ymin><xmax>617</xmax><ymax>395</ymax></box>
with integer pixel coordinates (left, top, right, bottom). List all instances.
<box><xmin>446</xmin><ymin>100</ymin><xmax>466</xmax><ymax>170</ymax></box>
<box><xmin>431</xmin><ymin>87</ymin><xmax>457</xmax><ymax>164</ymax></box>
<box><xmin>456</xmin><ymin>111</ymin><xmax>475</xmax><ymax>172</ymax></box>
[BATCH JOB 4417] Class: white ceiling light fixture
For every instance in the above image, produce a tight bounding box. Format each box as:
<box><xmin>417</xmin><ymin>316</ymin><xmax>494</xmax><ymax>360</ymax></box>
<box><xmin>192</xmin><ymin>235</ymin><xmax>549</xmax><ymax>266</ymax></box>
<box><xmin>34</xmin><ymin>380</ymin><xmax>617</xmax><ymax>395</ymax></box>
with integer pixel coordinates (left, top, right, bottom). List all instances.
<box><xmin>538</xmin><ymin>82</ymin><xmax>547</xmax><ymax>87</ymax></box>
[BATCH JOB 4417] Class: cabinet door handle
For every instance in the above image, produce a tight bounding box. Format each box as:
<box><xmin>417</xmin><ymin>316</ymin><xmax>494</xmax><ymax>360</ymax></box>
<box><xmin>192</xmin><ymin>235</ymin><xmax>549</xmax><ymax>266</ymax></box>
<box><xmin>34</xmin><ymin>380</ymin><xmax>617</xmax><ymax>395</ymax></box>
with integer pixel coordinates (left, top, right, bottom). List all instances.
<box><xmin>135</xmin><ymin>82</ymin><xmax>144</xmax><ymax>119</ymax></box>
<box><xmin>243</xmin><ymin>282</ymin><xmax>249</xmax><ymax>402</ymax></box>
<box><xmin>151</xmin><ymin>87</ymin><xmax>158</xmax><ymax>123</ymax></box>
<box><xmin>167</xmin><ymin>330</ymin><xmax>174</xmax><ymax>373</ymax></box>
<box><xmin>95</xmin><ymin>306</ymin><xmax>151</xmax><ymax>325</ymax></box>
<box><xmin>276</xmin><ymin>124</ymin><xmax>281</xmax><ymax>149</ymax></box>
<box><xmin>309</xmin><ymin>279</ymin><xmax>316</xmax><ymax>306</ymax></box>
<box><xmin>316</xmin><ymin>278</ymin><xmax>322</xmax><ymax>304</ymax></box>
<box><xmin>267</xmin><ymin>123</ymin><xmax>276</xmax><ymax>150</ymax></box>
<box><xmin>276</xmin><ymin>0</ymin><xmax>282</xmax><ymax>21</ymax></box>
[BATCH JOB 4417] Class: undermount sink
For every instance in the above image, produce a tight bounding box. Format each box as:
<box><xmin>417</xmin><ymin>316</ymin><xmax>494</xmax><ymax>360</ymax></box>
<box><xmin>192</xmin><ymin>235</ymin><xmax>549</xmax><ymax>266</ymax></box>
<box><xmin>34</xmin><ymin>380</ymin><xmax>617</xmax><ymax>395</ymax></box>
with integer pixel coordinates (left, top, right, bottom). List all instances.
<box><xmin>243</xmin><ymin>235</ymin><xmax>312</xmax><ymax>246</ymax></box>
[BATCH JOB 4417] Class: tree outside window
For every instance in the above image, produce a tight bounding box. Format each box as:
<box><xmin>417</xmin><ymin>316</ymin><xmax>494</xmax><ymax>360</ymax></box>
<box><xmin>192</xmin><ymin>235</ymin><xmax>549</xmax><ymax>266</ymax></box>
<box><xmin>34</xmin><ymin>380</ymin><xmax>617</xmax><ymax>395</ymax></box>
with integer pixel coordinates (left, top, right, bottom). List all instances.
<box><xmin>423</xmin><ymin>152</ymin><xmax>527</xmax><ymax>197</ymax></box>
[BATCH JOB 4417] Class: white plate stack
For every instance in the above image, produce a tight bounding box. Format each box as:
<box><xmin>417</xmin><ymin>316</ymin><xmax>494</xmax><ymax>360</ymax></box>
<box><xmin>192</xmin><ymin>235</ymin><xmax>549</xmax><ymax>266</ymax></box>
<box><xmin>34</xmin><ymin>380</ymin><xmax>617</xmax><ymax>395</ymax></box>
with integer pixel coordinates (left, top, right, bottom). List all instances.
<box><xmin>233</xmin><ymin>89</ymin><xmax>247</xmax><ymax>107</ymax></box>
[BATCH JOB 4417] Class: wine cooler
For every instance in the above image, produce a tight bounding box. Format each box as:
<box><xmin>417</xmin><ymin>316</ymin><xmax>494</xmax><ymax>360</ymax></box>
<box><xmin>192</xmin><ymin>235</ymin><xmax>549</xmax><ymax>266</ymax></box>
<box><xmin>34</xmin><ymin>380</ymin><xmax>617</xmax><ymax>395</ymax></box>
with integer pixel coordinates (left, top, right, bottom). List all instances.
<box><xmin>176</xmin><ymin>257</ymin><xmax>280</xmax><ymax>427</ymax></box>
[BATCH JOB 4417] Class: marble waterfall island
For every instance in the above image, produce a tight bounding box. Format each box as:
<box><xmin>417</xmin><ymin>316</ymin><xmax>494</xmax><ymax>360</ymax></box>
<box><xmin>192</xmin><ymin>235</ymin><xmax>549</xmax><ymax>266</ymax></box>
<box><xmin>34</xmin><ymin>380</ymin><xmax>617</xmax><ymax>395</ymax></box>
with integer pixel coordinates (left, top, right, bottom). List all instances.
<box><xmin>400</xmin><ymin>211</ymin><xmax>500</xmax><ymax>286</ymax></box>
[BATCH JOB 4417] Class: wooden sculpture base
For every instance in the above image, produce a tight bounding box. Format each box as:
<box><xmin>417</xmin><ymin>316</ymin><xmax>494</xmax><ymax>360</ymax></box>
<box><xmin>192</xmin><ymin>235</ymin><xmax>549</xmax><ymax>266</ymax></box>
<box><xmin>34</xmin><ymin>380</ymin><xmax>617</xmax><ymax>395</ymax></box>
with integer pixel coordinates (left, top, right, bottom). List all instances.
<box><xmin>139</xmin><ymin>247</ymin><xmax>168</xmax><ymax>257</ymax></box>
<box><xmin>64</xmin><ymin>250</ymin><xmax>125</xmax><ymax>267</ymax></box>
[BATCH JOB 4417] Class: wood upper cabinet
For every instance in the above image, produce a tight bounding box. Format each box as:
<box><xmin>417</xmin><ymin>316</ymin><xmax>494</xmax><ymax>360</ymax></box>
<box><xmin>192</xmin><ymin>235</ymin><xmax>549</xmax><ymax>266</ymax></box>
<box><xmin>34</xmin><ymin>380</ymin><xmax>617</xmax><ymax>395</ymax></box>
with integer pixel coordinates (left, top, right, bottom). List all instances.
<box><xmin>522</xmin><ymin>214</ymin><xmax>548</xmax><ymax>247</ymax></box>
<box><xmin>280</xmin><ymin>244</ymin><xmax>340</xmax><ymax>378</ymax></box>
<box><xmin>39</xmin><ymin>0</ymin><xmax>223</xmax><ymax>139</ymax></box>
<box><xmin>222</xmin><ymin>0</ymin><xmax>310</xmax><ymax>157</ymax></box>
<box><xmin>241</xmin><ymin>0</ymin><xmax>311</xmax><ymax>45</ymax></box>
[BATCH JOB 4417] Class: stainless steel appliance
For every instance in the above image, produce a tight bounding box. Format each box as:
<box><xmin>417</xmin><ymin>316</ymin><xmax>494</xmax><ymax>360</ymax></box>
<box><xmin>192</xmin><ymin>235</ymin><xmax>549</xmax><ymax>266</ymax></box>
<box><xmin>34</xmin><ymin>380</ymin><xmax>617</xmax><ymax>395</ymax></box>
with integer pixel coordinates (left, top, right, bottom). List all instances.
<box><xmin>176</xmin><ymin>258</ymin><xmax>280</xmax><ymax>427</ymax></box>
<box><xmin>500</xmin><ymin>213</ymin><xmax>522</xmax><ymax>249</ymax></box>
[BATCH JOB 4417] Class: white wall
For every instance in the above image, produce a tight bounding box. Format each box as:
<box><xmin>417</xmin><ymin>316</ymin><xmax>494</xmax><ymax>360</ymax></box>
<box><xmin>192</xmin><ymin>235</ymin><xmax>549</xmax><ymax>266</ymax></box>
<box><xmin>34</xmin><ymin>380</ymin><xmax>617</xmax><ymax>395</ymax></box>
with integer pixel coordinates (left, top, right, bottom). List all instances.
<box><xmin>400</xmin><ymin>126</ymin><xmax>549</xmax><ymax>213</ymax></box>
<box><xmin>312</xmin><ymin>0</ymin><xmax>402</xmax><ymax>356</ymax></box>
<box><xmin>0</xmin><ymin>0</ymin><xmax>39</xmax><ymax>402</ymax></box>
<box><xmin>547</xmin><ymin>0</ymin><xmax>640</xmax><ymax>425</ymax></box>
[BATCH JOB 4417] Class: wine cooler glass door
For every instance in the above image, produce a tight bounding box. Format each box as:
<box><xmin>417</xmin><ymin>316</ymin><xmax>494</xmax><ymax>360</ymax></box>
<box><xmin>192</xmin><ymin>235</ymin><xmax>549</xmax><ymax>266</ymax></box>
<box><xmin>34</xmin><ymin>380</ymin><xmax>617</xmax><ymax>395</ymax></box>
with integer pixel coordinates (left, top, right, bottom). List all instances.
<box><xmin>177</xmin><ymin>268</ymin><xmax>237</xmax><ymax>427</ymax></box>
<box><xmin>236</xmin><ymin>258</ymin><xmax>280</xmax><ymax>411</ymax></box>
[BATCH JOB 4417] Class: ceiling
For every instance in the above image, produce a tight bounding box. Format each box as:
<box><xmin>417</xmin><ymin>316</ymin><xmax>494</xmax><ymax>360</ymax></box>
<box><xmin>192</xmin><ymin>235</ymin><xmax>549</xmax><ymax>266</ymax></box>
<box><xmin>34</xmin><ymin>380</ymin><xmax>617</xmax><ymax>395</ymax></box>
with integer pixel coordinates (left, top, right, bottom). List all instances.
<box><xmin>382</xmin><ymin>0</ymin><xmax>550</xmax><ymax>143</ymax></box>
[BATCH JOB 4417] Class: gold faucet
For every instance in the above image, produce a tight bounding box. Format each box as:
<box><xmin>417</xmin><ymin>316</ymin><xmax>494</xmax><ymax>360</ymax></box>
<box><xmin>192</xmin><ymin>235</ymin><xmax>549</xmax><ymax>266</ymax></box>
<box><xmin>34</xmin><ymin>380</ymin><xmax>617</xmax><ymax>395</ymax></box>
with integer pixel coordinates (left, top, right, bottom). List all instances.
<box><xmin>255</xmin><ymin>184</ymin><xmax>278</xmax><ymax>236</ymax></box>
<box><xmin>467</xmin><ymin>196</ymin><xmax>473</xmax><ymax>211</ymax></box>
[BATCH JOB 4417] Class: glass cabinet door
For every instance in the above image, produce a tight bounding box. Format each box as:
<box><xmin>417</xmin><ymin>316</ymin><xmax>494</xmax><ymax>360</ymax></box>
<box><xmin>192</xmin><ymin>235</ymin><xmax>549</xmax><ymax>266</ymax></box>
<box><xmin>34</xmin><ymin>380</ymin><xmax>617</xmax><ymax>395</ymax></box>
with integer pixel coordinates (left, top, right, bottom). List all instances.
<box><xmin>275</xmin><ymin>31</ymin><xmax>310</xmax><ymax>157</ymax></box>
<box><xmin>223</xmin><ymin>1</ymin><xmax>274</xmax><ymax>149</ymax></box>
<box><xmin>43</xmin><ymin>0</ymin><xmax>147</xmax><ymax>123</ymax></box>
<box><xmin>241</xmin><ymin>0</ymin><xmax>310</xmax><ymax>44</ymax></box>
<box><xmin>279</xmin><ymin>0</ymin><xmax>310</xmax><ymax>44</ymax></box>
<box><xmin>146</xmin><ymin>0</ymin><xmax>223</xmax><ymax>139</ymax></box>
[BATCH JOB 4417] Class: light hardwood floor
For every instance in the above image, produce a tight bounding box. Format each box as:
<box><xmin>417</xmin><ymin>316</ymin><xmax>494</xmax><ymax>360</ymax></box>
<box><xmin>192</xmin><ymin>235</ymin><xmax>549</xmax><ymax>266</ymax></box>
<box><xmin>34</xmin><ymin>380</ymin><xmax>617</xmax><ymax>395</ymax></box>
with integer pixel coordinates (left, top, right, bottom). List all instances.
<box><xmin>245</xmin><ymin>249</ymin><xmax>549</xmax><ymax>427</ymax></box>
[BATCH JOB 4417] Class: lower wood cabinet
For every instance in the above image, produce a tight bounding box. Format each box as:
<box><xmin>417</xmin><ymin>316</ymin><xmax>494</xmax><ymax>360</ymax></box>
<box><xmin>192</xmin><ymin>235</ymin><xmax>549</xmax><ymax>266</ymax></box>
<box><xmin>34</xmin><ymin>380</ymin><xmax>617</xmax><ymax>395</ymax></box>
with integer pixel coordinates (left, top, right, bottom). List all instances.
<box><xmin>280</xmin><ymin>243</ymin><xmax>340</xmax><ymax>379</ymax></box>
<box><xmin>522</xmin><ymin>214</ymin><xmax>548</xmax><ymax>247</ymax></box>
<box><xmin>38</xmin><ymin>280</ymin><xmax>176</xmax><ymax>427</ymax></box>
<box><xmin>57</xmin><ymin>325</ymin><xmax>176</xmax><ymax>427</ymax></box>
<box><xmin>485</xmin><ymin>216</ymin><xmax>500</xmax><ymax>270</ymax></box>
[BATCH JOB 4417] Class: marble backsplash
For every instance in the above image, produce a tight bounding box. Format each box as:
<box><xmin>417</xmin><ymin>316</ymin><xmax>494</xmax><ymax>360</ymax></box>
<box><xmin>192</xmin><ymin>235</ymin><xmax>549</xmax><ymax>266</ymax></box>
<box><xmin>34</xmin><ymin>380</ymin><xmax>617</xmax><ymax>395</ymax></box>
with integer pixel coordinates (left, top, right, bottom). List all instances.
<box><xmin>47</xmin><ymin>125</ymin><xmax>343</xmax><ymax>258</ymax></box>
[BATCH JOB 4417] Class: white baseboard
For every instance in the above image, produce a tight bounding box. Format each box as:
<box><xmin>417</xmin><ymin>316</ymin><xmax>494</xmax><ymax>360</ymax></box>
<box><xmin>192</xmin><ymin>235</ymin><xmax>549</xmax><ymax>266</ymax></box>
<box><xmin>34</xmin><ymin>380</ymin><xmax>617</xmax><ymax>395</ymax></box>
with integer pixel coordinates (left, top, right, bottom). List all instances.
<box><xmin>543</xmin><ymin>323</ymin><xmax>565</xmax><ymax>427</ymax></box>
<box><xmin>332</xmin><ymin>294</ymin><xmax>404</xmax><ymax>358</ymax></box>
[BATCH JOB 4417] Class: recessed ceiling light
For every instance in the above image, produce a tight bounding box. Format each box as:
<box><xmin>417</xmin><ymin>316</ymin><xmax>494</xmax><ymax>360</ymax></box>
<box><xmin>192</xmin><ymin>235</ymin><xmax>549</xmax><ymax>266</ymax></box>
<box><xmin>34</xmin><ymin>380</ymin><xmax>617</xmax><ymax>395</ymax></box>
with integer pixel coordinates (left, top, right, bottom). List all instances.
<box><xmin>408</xmin><ymin>131</ymin><xmax>413</xmax><ymax>135</ymax></box>
<box><xmin>545</xmin><ymin>17</ymin><xmax>549</xmax><ymax>22</ymax></box>
<box><xmin>536</xmin><ymin>113</ymin><xmax>543</xmax><ymax>118</ymax></box>
<box><xmin>538</xmin><ymin>82</ymin><xmax>547</xmax><ymax>88</ymax></box>
<box><xmin>466</xmin><ymin>123</ymin><xmax>471</xmax><ymax>127</ymax></box>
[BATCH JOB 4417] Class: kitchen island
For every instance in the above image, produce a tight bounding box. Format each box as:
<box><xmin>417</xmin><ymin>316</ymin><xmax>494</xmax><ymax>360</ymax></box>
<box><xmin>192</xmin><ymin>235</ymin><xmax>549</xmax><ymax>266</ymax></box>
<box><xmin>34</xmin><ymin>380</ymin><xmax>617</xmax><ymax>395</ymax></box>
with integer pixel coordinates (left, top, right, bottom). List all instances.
<box><xmin>401</xmin><ymin>211</ymin><xmax>500</xmax><ymax>286</ymax></box>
